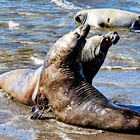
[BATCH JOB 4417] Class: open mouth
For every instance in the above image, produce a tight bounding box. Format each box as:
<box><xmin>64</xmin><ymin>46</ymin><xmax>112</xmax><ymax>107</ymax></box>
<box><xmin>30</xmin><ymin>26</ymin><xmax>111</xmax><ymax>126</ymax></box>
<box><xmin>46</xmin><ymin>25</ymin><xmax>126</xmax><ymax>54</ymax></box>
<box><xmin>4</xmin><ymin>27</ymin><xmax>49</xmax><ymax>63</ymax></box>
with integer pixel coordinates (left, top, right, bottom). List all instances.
<box><xmin>74</xmin><ymin>13</ymin><xmax>87</xmax><ymax>25</ymax></box>
<box><xmin>110</xmin><ymin>32</ymin><xmax>120</xmax><ymax>44</ymax></box>
<box><xmin>104</xmin><ymin>31</ymin><xmax>120</xmax><ymax>45</ymax></box>
<box><xmin>75</xmin><ymin>15</ymin><xmax>81</xmax><ymax>23</ymax></box>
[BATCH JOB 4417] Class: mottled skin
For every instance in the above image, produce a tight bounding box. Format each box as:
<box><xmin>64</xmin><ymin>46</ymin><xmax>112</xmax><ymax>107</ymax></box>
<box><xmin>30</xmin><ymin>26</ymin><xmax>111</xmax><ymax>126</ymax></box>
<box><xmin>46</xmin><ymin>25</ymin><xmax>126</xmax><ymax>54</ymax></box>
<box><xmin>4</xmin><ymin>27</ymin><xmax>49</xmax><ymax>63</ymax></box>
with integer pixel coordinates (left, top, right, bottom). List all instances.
<box><xmin>74</xmin><ymin>8</ymin><xmax>140</xmax><ymax>32</ymax></box>
<box><xmin>38</xmin><ymin>25</ymin><xmax>140</xmax><ymax>132</ymax></box>
<box><xmin>81</xmin><ymin>31</ymin><xmax>120</xmax><ymax>84</ymax></box>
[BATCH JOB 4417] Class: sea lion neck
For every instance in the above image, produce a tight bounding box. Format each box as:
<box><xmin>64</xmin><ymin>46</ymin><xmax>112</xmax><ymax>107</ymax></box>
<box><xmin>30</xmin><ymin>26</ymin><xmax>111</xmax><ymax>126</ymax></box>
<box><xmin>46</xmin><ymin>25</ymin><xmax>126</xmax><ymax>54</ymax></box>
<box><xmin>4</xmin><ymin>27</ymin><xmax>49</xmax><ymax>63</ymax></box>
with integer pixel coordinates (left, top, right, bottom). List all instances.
<box><xmin>44</xmin><ymin>25</ymin><xmax>90</xmax><ymax>68</ymax></box>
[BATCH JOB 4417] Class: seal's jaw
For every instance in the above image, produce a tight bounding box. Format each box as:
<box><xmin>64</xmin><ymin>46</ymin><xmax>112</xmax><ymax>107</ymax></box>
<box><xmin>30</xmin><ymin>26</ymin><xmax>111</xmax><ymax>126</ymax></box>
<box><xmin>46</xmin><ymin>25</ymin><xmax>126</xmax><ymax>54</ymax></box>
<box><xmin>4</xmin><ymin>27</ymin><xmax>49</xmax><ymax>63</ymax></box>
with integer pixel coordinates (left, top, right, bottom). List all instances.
<box><xmin>130</xmin><ymin>17</ymin><xmax>140</xmax><ymax>33</ymax></box>
<box><xmin>74</xmin><ymin>12</ymin><xmax>87</xmax><ymax>25</ymax></box>
<box><xmin>96</xmin><ymin>32</ymin><xmax>120</xmax><ymax>55</ymax></box>
<box><xmin>103</xmin><ymin>31</ymin><xmax>120</xmax><ymax>46</ymax></box>
<box><xmin>110</xmin><ymin>31</ymin><xmax>120</xmax><ymax>44</ymax></box>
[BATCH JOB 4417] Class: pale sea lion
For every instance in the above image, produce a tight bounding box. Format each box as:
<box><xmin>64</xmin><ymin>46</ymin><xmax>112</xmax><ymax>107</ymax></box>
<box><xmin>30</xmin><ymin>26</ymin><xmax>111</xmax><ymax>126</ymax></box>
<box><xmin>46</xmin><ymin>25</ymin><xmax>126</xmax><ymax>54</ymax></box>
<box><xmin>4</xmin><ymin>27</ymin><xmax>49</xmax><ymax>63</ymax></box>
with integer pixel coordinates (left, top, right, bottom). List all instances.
<box><xmin>0</xmin><ymin>66</ymin><xmax>45</xmax><ymax>105</ymax></box>
<box><xmin>74</xmin><ymin>8</ymin><xmax>140</xmax><ymax>32</ymax></box>
<box><xmin>38</xmin><ymin>25</ymin><xmax>140</xmax><ymax>132</ymax></box>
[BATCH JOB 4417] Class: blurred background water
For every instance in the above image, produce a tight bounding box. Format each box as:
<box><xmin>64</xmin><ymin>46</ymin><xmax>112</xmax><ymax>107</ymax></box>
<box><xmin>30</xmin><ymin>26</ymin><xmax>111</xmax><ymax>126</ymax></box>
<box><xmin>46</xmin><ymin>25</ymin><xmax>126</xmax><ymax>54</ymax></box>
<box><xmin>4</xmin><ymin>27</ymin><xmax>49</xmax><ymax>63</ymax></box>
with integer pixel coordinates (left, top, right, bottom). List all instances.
<box><xmin>0</xmin><ymin>0</ymin><xmax>140</xmax><ymax>140</ymax></box>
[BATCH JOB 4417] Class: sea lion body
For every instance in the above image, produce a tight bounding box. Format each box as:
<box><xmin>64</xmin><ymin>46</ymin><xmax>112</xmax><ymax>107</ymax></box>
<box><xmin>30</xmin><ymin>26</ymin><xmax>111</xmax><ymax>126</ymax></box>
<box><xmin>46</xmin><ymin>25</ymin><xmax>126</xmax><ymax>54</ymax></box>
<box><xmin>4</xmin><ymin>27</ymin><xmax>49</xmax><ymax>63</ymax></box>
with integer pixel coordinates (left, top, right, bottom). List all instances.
<box><xmin>74</xmin><ymin>9</ymin><xmax>140</xmax><ymax>32</ymax></box>
<box><xmin>39</xmin><ymin>25</ymin><xmax>140</xmax><ymax>132</ymax></box>
<box><xmin>0</xmin><ymin>66</ymin><xmax>43</xmax><ymax>105</ymax></box>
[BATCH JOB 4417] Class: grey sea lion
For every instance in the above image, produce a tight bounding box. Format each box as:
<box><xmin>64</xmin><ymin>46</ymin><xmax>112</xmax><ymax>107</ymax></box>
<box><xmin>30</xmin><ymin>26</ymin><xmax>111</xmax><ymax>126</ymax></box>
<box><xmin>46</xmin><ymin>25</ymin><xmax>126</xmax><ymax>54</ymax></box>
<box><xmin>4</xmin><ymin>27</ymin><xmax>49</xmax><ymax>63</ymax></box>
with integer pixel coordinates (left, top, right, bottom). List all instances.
<box><xmin>74</xmin><ymin>8</ymin><xmax>140</xmax><ymax>32</ymax></box>
<box><xmin>81</xmin><ymin>31</ymin><xmax>120</xmax><ymax>84</ymax></box>
<box><xmin>0</xmin><ymin>25</ymin><xmax>140</xmax><ymax>132</ymax></box>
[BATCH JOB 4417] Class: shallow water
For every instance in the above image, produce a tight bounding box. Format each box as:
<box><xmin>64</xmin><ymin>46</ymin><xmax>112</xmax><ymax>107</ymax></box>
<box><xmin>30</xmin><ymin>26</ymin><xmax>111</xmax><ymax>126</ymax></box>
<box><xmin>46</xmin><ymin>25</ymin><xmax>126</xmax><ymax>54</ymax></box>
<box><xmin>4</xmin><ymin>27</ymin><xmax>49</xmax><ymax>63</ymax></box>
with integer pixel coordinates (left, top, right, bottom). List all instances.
<box><xmin>0</xmin><ymin>0</ymin><xmax>140</xmax><ymax>139</ymax></box>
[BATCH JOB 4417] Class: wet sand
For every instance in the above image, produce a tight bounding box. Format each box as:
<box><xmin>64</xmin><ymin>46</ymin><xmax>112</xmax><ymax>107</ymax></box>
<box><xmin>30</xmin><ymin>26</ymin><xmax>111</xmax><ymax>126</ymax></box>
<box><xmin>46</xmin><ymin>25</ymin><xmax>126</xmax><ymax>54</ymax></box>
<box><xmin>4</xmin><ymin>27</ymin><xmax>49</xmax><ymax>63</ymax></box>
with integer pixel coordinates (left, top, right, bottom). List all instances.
<box><xmin>0</xmin><ymin>90</ymin><xmax>140</xmax><ymax>140</ymax></box>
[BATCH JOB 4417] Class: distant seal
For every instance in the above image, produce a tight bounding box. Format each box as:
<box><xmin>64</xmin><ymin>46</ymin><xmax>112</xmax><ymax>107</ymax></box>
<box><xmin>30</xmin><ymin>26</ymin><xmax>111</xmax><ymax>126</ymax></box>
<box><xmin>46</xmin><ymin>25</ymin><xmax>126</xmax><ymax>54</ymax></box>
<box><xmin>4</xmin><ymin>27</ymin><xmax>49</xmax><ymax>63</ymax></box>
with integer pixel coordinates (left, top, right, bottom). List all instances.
<box><xmin>38</xmin><ymin>25</ymin><xmax>140</xmax><ymax>132</ymax></box>
<box><xmin>74</xmin><ymin>8</ymin><xmax>140</xmax><ymax>32</ymax></box>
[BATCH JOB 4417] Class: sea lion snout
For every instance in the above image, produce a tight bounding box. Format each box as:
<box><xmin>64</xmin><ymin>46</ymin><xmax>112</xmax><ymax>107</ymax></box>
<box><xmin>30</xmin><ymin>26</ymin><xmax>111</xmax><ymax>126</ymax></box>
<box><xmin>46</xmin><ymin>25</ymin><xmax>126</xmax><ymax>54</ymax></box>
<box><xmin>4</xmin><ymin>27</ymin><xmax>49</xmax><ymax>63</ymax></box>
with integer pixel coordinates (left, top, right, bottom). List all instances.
<box><xmin>74</xmin><ymin>12</ymin><xmax>87</xmax><ymax>25</ymax></box>
<box><xmin>110</xmin><ymin>31</ymin><xmax>120</xmax><ymax>44</ymax></box>
<box><xmin>104</xmin><ymin>31</ymin><xmax>120</xmax><ymax>45</ymax></box>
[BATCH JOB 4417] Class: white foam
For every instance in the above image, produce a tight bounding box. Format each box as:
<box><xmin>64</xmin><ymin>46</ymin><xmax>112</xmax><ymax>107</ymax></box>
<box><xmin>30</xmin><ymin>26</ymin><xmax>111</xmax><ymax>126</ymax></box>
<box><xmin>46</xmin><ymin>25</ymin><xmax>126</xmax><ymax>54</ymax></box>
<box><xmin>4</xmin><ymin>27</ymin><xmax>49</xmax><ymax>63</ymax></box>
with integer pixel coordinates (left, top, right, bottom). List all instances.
<box><xmin>8</xmin><ymin>21</ymin><xmax>21</xmax><ymax>30</ymax></box>
<box><xmin>51</xmin><ymin>0</ymin><xmax>81</xmax><ymax>9</ymax></box>
<box><xmin>30</xmin><ymin>56</ymin><xmax>44</xmax><ymax>65</ymax></box>
<box><xmin>101</xmin><ymin>66</ymin><xmax>140</xmax><ymax>71</ymax></box>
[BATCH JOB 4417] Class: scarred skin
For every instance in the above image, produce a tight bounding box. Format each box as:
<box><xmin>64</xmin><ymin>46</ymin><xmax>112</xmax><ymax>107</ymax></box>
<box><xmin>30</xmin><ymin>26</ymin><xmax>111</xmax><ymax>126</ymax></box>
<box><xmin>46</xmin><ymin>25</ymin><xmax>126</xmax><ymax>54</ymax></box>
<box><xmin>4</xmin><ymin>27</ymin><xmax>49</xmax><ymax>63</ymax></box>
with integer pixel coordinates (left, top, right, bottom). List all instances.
<box><xmin>74</xmin><ymin>8</ymin><xmax>140</xmax><ymax>32</ymax></box>
<box><xmin>38</xmin><ymin>25</ymin><xmax>140</xmax><ymax>132</ymax></box>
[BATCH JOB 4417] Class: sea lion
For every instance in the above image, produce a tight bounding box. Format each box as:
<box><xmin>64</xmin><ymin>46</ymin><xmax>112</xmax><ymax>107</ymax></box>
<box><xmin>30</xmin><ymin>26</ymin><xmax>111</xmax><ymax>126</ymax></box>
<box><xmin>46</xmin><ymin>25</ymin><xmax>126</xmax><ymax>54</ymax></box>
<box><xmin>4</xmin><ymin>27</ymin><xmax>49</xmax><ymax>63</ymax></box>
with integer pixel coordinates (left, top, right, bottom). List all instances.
<box><xmin>81</xmin><ymin>31</ymin><xmax>120</xmax><ymax>84</ymax></box>
<box><xmin>74</xmin><ymin>8</ymin><xmax>140</xmax><ymax>32</ymax></box>
<box><xmin>38</xmin><ymin>24</ymin><xmax>140</xmax><ymax>132</ymax></box>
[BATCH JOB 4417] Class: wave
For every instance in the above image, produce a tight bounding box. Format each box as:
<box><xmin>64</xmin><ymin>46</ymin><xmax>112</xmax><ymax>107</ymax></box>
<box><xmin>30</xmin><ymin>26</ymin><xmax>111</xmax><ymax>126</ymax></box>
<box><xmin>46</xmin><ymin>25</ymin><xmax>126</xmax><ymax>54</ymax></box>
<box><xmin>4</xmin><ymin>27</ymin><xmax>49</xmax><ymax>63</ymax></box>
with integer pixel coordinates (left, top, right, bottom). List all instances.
<box><xmin>101</xmin><ymin>65</ymin><xmax>140</xmax><ymax>71</ymax></box>
<box><xmin>30</xmin><ymin>56</ymin><xmax>140</xmax><ymax>71</ymax></box>
<box><xmin>51</xmin><ymin>0</ymin><xmax>82</xmax><ymax>10</ymax></box>
<box><xmin>30</xmin><ymin>56</ymin><xmax>44</xmax><ymax>65</ymax></box>
<box><xmin>8</xmin><ymin>21</ymin><xmax>21</xmax><ymax>30</ymax></box>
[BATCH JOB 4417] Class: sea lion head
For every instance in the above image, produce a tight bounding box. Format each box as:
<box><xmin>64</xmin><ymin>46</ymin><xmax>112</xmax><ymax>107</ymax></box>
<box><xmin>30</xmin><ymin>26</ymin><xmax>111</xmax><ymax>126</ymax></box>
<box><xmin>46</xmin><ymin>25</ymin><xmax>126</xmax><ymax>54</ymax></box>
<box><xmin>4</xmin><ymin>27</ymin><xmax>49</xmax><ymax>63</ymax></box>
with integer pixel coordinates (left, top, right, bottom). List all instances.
<box><xmin>130</xmin><ymin>16</ymin><xmax>140</xmax><ymax>32</ymax></box>
<box><xmin>45</xmin><ymin>24</ymin><xmax>90</xmax><ymax>66</ymax></box>
<box><xmin>82</xmin><ymin>31</ymin><xmax>120</xmax><ymax>62</ymax></box>
<box><xmin>81</xmin><ymin>31</ymin><xmax>120</xmax><ymax>84</ymax></box>
<box><xmin>97</xmin><ymin>31</ymin><xmax>120</xmax><ymax>54</ymax></box>
<box><xmin>74</xmin><ymin>11</ymin><xmax>87</xmax><ymax>25</ymax></box>
<box><xmin>94</xmin><ymin>31</ymin><xmax>119</xmax><ymax>56</ymax></box>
